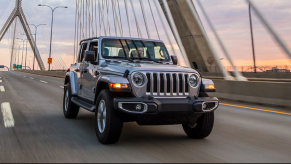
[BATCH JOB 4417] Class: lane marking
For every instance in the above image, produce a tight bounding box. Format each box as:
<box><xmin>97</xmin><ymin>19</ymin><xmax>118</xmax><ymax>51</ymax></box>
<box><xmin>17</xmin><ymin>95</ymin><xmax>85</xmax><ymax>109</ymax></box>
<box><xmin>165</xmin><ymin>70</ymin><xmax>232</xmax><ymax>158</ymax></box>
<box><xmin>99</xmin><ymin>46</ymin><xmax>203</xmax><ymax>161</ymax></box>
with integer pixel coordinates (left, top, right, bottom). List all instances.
<box><xmin>0</xmin><ymin>80</ymin><xmax>2</xmax><ymax>83</ymax></box>
<box><xmin>30</xmin><ymin>77</ymin><xmax>34</xmax><ymax>80</ymax></box>
<box><xmin>220</xmin><ymin>103</ymin><xmax>291</xmax><ymax>116</ymax></box>
<box><xmin>0</xmin><ymin>86</ymin><xmax>5</xmax><ymax>92</ymax></box>
<box><xmin>60</xmin><ymin>86</ymin><xmax>64</xmax><ymax>89</ymax></box>
<box><xmin>23</xmin><ymin>76</ymin><xmax>26</xmax><ymax>78</ymax></box>
<box><xmin>40</xmin><ymin>80</ymin><xmax>48</xmax><ymax>84</ymax></box>
<box><xmin>1</xmin><ymin>102</ymin><xmax>15</xmax><ymax>128</ymax></box>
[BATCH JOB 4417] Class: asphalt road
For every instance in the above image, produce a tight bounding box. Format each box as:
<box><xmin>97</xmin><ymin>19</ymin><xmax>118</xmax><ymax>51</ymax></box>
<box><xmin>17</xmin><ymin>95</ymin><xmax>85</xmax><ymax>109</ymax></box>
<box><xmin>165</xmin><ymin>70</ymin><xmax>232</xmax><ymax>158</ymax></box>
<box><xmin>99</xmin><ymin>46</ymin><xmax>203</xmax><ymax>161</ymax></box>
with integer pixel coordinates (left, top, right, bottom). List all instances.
<box><xmin>1</xmin><ymin>71</ymin><xmax>291</xmax><ymax>163</ymax></box>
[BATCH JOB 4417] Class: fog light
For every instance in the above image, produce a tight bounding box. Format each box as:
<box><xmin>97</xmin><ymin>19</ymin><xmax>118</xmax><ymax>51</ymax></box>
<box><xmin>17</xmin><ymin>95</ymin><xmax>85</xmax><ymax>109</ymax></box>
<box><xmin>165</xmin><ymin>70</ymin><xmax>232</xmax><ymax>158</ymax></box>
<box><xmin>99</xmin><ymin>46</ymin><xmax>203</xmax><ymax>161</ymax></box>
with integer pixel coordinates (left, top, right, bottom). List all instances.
<box><xmin>202</xmin><ymin>103</ymin><xmax>208</xmax><ymax>110</ymax></box>
<box><xmin>136</xmin><ymin>104</ymin><xmax>142</xmax><ymax>111</ymax></box>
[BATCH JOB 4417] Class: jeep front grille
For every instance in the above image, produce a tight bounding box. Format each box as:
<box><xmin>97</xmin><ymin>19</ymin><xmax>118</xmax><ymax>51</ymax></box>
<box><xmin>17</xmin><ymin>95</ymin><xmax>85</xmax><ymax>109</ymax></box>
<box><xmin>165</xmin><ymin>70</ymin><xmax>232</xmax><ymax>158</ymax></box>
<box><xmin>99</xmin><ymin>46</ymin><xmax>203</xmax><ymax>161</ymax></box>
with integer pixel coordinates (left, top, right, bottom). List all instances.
<box><xmin>145</xmin><ymin>72</ymin><xmax>190</xmax><ymax>97</ymax></box>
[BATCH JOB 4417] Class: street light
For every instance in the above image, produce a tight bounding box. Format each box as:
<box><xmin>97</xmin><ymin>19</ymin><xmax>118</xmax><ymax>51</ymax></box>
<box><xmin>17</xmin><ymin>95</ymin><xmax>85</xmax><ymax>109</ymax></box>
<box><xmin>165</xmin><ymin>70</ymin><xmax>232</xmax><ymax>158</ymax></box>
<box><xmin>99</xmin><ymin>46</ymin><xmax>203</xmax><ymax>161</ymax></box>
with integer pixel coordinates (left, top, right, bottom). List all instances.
<box><xmin>13</xmin><ymin>43</ymin><xmax>21</xmax><ymax>69</ymax></box>
<box><xmin>38</xmin><ymin>4</ymin><xmax>68</xmax><ymax>71</ymax></box>
<box><xmin>28</xmin><ymin>24</ymin><xmax>47</xmax><ymax>70</ymax></box>
<box><xmin>17</xmin><ymin>38</ymin><xmax>28</xmax><ymax>69</ymax></box>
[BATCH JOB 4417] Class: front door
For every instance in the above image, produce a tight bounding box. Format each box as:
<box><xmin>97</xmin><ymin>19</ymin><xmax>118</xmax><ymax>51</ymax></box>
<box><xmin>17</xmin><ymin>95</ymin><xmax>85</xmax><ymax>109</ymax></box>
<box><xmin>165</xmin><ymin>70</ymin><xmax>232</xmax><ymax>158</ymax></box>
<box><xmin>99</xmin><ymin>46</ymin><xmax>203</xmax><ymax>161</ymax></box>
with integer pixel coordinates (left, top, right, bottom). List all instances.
<box><xmin>81</xmin><ymin>41</ymin><xmax>99</xmax><ymax>101</ymax></box>
<box><xmin>77</xmin><ymin>42</ymin><xmax>88</xmax><ymax>97</ymax></box>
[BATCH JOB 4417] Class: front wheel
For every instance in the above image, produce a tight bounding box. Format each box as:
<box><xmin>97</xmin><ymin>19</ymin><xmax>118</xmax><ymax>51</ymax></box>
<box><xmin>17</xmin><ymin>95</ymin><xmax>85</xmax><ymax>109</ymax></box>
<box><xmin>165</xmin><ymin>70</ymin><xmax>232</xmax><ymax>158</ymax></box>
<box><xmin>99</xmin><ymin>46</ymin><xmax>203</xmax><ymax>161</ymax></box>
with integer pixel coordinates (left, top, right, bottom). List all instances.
<box><xmin>95</xmin><ymin>89</ymin><xmax>123</xmax><ymax>144</ymax></box>
<box><xmin>182</xmin><ymin>112</ymin><xmax>214</xmax><ymax>139</ymax></box>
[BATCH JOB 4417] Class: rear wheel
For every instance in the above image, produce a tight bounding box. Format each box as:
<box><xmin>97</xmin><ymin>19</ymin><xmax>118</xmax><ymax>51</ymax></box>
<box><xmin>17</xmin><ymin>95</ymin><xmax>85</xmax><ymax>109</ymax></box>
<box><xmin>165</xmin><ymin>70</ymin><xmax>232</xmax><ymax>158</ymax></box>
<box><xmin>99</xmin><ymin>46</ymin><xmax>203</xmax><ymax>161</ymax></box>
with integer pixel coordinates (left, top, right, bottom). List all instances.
<box><xmin>63</xmin><ymin>83</ymin><xmax>80</xmax><ymax>119</ymax></box>
<box><xmin>183</xmin><ymin>112</ymin><xmax>214</xmax><ymax>139</ymax></box>
<box><xmin>95</xmin><ymin>89</ymin><xmax>123</xmax><ymax>144</ymax></box>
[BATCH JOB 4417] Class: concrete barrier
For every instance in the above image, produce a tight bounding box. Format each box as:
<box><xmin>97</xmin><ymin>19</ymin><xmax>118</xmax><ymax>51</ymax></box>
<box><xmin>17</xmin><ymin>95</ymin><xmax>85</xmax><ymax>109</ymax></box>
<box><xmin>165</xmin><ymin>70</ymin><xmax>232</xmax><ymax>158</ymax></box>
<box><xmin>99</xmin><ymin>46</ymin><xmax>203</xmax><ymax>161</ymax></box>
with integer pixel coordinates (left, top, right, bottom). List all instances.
<box><xmin>15</xmin><ymin>70</ymin><xmax>66</xmax><ymax>78</ymax></box>
<box><xmin>202</xmin><ymin>72</ymin><xmax>291</xmax><ymax>79</ymax></box>
<box><xmin>209</xmin><ymin>80</ymin><xmax>291</xmax><ymax>108</ymax></box>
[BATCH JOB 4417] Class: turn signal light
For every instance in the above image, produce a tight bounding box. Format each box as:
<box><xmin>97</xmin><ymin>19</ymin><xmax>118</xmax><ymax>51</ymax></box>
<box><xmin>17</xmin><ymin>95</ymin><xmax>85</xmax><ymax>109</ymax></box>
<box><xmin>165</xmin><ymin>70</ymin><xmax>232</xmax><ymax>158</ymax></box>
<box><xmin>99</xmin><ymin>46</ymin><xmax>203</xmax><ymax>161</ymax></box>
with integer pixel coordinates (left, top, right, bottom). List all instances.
<box><xmin>205</xmin><ymin>84</ymin><xmax>215</xmax><ymax>90</ymax></box>
<box><xmin>110</xmin><ymin>83</ymin><xmax>128</xmax><ymax>89</ymax></box>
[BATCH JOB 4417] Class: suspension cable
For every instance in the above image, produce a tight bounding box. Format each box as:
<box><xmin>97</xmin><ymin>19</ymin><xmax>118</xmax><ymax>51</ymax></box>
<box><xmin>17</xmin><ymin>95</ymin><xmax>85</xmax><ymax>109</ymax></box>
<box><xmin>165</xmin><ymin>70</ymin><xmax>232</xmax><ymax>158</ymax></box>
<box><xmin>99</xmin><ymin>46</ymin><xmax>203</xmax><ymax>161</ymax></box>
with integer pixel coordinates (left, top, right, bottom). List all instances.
<box><xmin>124</xmin><ymin>0</ymin><xmax>131</xmax><ymax>37</ymax></box>
<box><xmin>148</xmin><ymin>0</ymin><xmax>160</xmax><ymax>40</ymax></box>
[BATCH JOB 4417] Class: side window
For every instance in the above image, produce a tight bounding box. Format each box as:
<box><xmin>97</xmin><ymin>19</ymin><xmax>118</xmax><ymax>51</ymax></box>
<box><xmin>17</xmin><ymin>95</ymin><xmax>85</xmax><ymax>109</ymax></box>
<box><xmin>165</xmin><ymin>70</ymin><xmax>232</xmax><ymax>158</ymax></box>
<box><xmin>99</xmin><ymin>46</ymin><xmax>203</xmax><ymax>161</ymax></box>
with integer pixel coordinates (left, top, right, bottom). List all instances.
<box><xmin>78</xmin><ymin>43</ymin><xmax>87</xmax><ymax>63</ymax></box>
<box><xmin>89</xmin><ymin>41</ymin><xmax>98</xmax><ymax>60</ymax></box>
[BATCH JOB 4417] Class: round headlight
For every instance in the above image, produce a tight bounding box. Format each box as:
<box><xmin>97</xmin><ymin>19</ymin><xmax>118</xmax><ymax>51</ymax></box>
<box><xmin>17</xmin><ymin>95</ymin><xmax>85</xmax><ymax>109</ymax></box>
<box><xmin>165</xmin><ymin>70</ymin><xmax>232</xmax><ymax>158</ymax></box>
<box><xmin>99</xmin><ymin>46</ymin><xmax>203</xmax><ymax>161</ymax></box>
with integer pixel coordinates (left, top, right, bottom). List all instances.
<box><xmin>132</xmin><ymin>72</ymin><xmax>146</xmax><ymax>87</ymax></box>
<box><xmin>189</xmin><ymin>74</ymin><xmax>198</xmax><ymax>87</ymax></box>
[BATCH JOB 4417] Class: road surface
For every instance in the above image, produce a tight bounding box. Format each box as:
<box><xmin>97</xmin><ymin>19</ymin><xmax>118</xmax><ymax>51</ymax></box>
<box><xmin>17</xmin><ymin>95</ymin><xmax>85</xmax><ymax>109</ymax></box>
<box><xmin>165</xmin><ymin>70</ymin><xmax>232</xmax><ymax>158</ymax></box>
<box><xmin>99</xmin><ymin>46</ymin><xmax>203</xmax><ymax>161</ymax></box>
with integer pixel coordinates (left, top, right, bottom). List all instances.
<box><xmin>0</xmin><ymin>71</ymin><xmax>291</xmax><ymax>163</ymax></box>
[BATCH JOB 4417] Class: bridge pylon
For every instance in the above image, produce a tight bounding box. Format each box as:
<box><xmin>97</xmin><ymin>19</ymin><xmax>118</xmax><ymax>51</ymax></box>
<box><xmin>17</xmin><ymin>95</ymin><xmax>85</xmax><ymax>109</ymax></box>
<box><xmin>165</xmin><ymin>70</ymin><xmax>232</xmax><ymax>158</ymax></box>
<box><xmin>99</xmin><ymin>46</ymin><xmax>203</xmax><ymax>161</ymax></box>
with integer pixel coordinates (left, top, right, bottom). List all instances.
<box><xmin>0</xmin><ymin>0</ymin><xmax>45</xmax><ymax>71</ymax></box>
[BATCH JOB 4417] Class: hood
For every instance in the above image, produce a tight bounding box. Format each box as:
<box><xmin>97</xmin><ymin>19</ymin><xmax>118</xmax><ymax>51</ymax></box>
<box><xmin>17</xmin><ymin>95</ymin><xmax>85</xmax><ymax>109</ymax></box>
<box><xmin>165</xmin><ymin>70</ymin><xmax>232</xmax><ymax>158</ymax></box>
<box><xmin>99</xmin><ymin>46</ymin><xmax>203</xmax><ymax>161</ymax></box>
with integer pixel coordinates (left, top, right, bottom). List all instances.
<box><xmin>99</xmin><ymin>61</ymin><xmax>198</xmax><ymax>74</ymax></box>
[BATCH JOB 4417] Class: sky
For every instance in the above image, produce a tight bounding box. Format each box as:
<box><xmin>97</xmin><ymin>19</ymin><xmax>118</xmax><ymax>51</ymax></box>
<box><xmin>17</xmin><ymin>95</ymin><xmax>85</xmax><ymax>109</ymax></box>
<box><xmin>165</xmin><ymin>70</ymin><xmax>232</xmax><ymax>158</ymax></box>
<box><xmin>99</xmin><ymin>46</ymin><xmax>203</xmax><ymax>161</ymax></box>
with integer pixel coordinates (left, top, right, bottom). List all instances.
<box><xmin>0</xmin><ymin>0</ymin><xmax>291</xmax><ymax>70</ymax></box>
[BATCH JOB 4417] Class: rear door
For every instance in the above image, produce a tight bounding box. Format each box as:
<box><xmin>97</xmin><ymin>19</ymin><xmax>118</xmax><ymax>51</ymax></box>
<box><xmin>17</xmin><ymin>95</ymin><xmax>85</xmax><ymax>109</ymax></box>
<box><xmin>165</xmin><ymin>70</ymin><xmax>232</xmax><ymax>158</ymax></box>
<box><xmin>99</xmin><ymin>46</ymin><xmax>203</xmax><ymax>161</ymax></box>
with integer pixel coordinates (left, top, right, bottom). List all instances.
<box><xmin>81</xmin><ymin>41</ymin><xmax>99</xmax><ymax>101</ymax></box>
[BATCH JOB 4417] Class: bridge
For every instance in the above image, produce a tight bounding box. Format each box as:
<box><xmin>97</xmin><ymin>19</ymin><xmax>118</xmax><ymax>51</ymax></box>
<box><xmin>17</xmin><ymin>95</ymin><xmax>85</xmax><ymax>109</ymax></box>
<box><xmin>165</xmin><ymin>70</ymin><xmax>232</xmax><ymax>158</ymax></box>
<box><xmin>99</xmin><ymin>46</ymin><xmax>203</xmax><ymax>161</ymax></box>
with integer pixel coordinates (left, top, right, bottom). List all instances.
<box><xmin>0</xmin><ymin>0</ymin><xmax>291</xmax><ymax>163</ymax></box>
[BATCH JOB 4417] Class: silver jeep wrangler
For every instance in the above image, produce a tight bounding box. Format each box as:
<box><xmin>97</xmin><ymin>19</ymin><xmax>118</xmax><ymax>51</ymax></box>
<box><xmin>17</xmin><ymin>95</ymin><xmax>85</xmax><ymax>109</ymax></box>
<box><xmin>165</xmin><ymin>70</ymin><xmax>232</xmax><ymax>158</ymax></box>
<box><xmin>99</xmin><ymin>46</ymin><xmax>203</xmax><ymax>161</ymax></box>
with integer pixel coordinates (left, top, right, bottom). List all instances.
<box><xmin>63</xmin><ymin>36</ymin><xmax>219</xmax><ymax>144</ymax></box>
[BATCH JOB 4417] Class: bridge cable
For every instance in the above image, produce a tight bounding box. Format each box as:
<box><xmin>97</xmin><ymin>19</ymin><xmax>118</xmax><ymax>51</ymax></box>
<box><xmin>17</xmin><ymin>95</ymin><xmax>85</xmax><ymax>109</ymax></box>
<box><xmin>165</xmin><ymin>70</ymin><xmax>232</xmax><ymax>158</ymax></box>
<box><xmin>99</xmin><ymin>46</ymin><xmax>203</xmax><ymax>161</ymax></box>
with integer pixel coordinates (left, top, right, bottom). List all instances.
<box><xmin>117</xmin><ymin>0</ymin><xmax>124</xmax><ymax>36</ymax></box>
<box><xmin>139</xmin><ymin>0</ymin><xmax>150</xmax><ymax>39</ymax></box>
<box><xmin>129</xmin><ymin>0</ymin><xmax>142</xmax><ymax>38</ymax></box>
<box><xmin>111</xmin><ymin>0</ymin><xmax>118</xmax><ymax>36</ymax></box>
<box><xmin>153</xmin><ymin>0</ymin><xmax>177</xmax><ymax>57</ymax></box>
<box><xmin>74</xmin><ymin>0</ymin><xmax>78</xmax><ymax>63</ymax></box>
<box><xmin>148</xmin><ymin>0</ymin><xmax>160</xmax><ymax>40</ymax></box>
<box><xmin>124</xmin><ymin>0</ymin><xmax>132</xmax><ymax>37</ymax></box>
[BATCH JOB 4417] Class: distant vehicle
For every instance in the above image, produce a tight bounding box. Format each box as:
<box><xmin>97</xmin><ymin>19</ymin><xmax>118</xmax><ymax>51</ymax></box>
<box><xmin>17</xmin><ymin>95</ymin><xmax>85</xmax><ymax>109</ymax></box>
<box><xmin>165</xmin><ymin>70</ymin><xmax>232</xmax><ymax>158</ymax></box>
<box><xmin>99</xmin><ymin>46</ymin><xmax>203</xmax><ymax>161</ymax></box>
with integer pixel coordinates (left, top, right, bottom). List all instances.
<box><xmin>63</xmin><ymin>36</ymin><xmax>219</xmax><ymax>144</ymax></box>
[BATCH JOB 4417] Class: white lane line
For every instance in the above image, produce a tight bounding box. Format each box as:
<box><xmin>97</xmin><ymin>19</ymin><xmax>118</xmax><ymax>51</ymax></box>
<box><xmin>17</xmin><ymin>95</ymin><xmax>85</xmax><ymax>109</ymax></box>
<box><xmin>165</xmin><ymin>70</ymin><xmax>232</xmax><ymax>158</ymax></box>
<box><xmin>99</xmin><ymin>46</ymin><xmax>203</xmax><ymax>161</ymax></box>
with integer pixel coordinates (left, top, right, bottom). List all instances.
<box><xmin>0</xmin><ymin>86</ymin><xmax>5</xmax><ymax>92</ymax></box>
<box><xmin>0</xmin><ymin>80</ymin><xmax>2</xmax><ymax>83</ymax></box>
<box><xmin>1</xmin><ymin>102</ymin><xmax>15</xmax><ymax>128</ymax></box>
<box><xmin>30</xmin><ymin>77</ymin><xmax>34</xmax><ymax>80</ymax></box>
<box><xmin>23</xmin><ymin>76</ymin><xmax>26</xmax><ymax>78</ymax></box>
<box><xmin>40</xmin><ymin>80</ymin><xmax>48</xmax><ymax>84</ymax></box>
<box><xmin>60</xmin><ymin>86</ymin><xmax>64</xmax><ymax>89</ymax></box>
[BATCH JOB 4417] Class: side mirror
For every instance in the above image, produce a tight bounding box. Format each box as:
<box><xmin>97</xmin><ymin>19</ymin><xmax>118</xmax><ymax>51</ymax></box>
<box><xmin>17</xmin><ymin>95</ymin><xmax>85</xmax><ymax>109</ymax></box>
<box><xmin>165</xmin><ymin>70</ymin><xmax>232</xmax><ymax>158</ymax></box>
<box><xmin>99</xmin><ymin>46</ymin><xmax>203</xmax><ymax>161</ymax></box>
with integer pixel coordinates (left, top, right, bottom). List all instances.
<box><xmin>171</xmin><ymin>55</ymin><xmax>178</xmax><ymax>65</ymax></box>
<box><xmin>85</xmin><ymin>51</ymin><xmax>95</xmax><ymax>62</ymax></box>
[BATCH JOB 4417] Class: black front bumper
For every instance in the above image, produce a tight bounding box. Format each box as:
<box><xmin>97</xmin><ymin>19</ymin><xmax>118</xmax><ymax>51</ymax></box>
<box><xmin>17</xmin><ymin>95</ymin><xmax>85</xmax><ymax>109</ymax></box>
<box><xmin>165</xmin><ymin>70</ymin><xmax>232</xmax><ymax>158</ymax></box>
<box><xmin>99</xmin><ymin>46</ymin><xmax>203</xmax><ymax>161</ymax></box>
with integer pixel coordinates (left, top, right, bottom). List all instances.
<box><xmin>113</xmin><ymin>96</ymin><xmax>219</xmax><ymax>125</ymax></box>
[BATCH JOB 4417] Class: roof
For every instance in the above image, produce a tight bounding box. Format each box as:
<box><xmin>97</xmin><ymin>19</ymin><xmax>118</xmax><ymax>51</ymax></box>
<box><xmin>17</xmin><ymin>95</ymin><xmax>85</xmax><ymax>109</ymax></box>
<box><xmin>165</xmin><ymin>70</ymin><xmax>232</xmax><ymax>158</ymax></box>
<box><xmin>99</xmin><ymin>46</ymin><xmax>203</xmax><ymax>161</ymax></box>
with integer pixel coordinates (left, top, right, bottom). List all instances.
<box><xmin>79</xmin><ymin>36</ymin><xmax>163</xmax><ymax>45</ymax></box>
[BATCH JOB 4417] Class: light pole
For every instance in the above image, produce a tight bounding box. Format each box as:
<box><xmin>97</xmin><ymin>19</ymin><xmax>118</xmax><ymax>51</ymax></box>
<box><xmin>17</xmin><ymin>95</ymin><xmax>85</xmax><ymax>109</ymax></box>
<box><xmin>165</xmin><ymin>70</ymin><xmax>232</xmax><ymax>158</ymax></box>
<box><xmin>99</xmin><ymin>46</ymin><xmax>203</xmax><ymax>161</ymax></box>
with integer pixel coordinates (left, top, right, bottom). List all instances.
<box><xmin>13</xmin><ymin>43</ymin><xmax>21</xmax><ymax>69</ymax></box>
<box><xmin>17</xmin><ymin>38</ymin><xmax>28</xmax><ymax>69</ymax></box>
<box><xmin>38</xmin><ymin>4</ymin><xmax>68</xmax><ymax>71</ymax></box>
<box><xmin>249</xmin><ymin>3</ymin><xmax>257</xmax><ymax>73</ymax></box>
<box><xmin>28</xmin><ymin>24</ymin><xmax>46</xmax><ymax>70</ymax></box>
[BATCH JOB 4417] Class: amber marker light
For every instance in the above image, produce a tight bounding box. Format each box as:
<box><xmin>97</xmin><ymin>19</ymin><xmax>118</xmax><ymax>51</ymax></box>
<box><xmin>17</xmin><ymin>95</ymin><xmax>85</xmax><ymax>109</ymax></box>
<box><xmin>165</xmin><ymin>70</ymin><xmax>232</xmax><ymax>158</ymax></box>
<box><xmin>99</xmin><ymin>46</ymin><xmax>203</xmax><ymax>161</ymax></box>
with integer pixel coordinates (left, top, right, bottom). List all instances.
<box><xmin>110</xmin><ymin>83</ymin><xmax>128</xmax><ymax>89</ymax></box>
<box><xmin>206</xmin><ymin>84</ymin><xmax>215</xmax><ymax>90</ymax></box>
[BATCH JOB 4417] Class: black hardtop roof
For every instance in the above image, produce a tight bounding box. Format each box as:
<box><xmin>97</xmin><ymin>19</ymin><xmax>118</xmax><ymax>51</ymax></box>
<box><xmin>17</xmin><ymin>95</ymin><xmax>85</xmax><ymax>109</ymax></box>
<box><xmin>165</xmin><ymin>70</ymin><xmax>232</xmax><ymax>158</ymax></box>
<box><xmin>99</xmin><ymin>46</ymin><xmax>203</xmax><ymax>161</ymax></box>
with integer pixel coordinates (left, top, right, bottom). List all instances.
<box><xmin>79</xmin><ymin>36</ymin><xmax>163</xmax><ymax>45</ymax></box>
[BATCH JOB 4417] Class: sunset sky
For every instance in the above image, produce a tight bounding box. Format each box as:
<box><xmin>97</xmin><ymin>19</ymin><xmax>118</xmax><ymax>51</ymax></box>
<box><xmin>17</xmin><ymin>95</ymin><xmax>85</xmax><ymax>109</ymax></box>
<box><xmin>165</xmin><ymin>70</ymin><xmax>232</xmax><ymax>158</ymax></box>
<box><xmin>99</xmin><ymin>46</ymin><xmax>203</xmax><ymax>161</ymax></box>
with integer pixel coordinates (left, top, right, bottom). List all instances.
<box><xmin>0</xmin><ymin>0</ymin><xmax>291</xmax><ymax>70</ymax></box>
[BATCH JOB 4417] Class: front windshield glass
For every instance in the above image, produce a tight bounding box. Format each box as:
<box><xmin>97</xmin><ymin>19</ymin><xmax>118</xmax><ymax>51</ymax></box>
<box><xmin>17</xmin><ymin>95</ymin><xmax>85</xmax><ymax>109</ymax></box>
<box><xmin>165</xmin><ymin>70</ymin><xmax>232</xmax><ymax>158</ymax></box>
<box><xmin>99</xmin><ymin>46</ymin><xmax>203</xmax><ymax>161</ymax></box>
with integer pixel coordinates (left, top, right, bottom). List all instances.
<box><xmin>101</xmin><ymin>39</ymin><xmax>170</xmax><ymax>61</ymax></box>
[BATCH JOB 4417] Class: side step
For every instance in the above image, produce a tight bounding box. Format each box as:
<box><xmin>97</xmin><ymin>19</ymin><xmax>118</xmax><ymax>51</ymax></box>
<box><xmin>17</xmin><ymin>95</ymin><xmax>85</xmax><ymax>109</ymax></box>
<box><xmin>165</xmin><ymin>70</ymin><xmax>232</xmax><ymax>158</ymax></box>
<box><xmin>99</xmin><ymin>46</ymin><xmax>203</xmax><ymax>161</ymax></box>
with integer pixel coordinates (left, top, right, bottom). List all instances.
<box><xmin>71</xmin><ymin>97</ymin><xmax>95</xmax><ymax>112</ymax></box>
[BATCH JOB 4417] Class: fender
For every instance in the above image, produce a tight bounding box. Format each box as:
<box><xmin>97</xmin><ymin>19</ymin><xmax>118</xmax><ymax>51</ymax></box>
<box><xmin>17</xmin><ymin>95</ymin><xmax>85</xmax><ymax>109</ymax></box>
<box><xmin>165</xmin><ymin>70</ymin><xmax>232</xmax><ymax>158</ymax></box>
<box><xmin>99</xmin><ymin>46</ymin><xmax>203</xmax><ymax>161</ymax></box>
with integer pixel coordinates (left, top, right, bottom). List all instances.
<box><xmin>201</xmin><ymin>78</ymin><xmax>216</xmax><ymax>92</ymax></box>
<box><xmin>65</xmin><ymin>72</ymin><xmax>78</xmax><ymax>96</ymax></box>
<box><xmin>94</xmin><ymin>75</ymin><xmax>131</xmax><ymax>104</ymax></box>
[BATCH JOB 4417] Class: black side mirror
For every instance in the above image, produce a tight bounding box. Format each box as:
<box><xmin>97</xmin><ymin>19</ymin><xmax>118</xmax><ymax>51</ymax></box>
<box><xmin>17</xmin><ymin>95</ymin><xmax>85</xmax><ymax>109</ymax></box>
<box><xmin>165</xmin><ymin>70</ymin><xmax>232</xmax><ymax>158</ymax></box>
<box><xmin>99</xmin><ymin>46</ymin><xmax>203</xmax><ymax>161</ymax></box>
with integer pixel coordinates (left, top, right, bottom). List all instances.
<box><xmin>171</xmin><ymin>55</ymin><xmax>178</xmax><ymax>65</ymax></box>
<box><xmin>85</xmin><ymin>51</ymin><xmax>95</xmax><ymax>62</ymax></box>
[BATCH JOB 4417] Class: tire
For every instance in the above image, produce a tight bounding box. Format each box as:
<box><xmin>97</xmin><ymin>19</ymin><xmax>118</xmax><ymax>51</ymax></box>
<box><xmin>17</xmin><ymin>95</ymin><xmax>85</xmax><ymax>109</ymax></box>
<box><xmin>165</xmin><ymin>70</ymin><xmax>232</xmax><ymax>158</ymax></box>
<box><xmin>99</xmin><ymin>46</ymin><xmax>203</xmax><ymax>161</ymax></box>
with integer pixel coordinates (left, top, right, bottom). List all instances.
<box><xmin>182</xmin><ymin>112</ymin><xmax>214</xmax><ymax>139</ymax></box>
<box><xmin>63</xmin><ymin>83</ymin><xmax>80</xmax><ymax>119</ymax></box>
<box><xmin>95</xmin><ymin>89</ymin><xmax>123</xmax><ymax>144</ymax></box>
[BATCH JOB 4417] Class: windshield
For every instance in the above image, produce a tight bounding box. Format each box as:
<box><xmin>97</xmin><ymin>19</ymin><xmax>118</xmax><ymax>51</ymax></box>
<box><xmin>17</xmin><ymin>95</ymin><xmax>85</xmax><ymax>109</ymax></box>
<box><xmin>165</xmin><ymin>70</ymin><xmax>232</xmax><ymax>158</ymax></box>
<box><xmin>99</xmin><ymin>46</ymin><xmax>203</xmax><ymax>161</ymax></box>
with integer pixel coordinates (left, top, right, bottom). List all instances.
<box><xmin>101</xmin><ymin>39</ymin><xmax>170</xmax><ymax>61</ymax></box>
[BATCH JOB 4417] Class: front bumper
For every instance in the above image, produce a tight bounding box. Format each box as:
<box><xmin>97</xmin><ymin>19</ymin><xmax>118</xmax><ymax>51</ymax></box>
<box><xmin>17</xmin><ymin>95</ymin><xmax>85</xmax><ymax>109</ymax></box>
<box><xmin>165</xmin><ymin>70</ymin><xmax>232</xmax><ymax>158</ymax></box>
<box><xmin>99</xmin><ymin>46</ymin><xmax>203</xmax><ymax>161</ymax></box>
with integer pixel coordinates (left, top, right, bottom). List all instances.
<box><xmin>113</xmin><ymin>96</ymin><xmax>219</xmax><ymax>115</ymax></box>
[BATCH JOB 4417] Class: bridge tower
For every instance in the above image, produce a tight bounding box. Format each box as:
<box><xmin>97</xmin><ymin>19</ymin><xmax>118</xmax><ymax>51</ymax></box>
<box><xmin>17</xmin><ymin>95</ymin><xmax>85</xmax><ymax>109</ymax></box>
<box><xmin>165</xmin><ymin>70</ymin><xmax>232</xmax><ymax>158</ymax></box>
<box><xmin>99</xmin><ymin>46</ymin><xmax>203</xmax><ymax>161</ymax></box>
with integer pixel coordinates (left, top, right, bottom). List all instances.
<box><xmin>0</xmin><ymin>0</ymin><xmax>45</xmax><ymax>71</ymax></box>
<box><xmin>159</xmin><ymin>0</ymin><xmax>219</xmax><ymax>73</ymax></box>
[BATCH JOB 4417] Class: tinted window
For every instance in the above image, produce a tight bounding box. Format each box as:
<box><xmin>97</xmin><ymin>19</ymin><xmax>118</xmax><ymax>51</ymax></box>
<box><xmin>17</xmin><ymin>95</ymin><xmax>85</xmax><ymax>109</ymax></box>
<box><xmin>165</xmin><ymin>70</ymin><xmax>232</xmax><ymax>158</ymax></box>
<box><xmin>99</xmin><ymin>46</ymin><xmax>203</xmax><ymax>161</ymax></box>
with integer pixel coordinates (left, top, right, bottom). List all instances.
<box><xmin>78</xmin><ymin>43</ymin><xmax>87</xmax><ymax>63</ymax></box>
